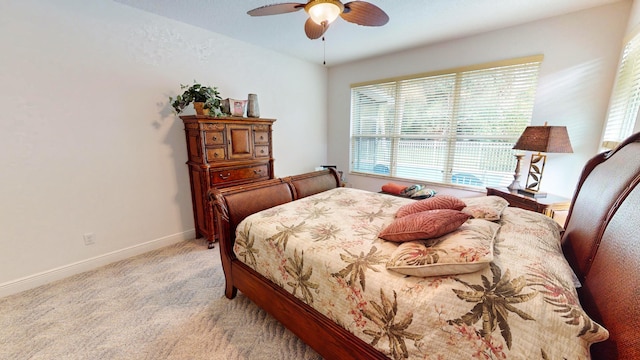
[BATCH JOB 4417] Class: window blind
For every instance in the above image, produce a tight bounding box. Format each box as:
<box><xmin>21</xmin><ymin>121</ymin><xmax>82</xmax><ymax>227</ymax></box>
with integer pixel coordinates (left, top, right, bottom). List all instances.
<box><xmin>350</xmin><ymin>56</ymin><xmax>543</xmax><ymax>188</ymax></box>
<box><xmin>602</xmin><ymin>32</ymin><xmax>640</xmax><ymax>149</ymax></box>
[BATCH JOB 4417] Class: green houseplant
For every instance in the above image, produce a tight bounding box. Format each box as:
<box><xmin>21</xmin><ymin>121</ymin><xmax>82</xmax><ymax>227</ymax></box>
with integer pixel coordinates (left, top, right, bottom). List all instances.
<box><xmin>170</xmin><ymin>82</ymin><xmax>223</xmax><ymax>116</ymax></box>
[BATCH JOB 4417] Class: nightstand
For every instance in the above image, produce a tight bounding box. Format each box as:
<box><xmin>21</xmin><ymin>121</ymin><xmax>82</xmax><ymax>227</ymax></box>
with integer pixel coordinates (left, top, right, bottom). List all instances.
<box><xmin>486</xmin><ymin>187</ymin><xmax>571</xmax><ymax>226</ymax></box>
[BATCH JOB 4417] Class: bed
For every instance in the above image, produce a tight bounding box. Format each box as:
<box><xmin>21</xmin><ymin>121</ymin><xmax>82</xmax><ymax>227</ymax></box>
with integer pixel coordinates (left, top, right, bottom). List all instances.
<box><xmin>211</xmin><ymin>132</ymin><xmax>640</xmax><ymax>359</ymax></box>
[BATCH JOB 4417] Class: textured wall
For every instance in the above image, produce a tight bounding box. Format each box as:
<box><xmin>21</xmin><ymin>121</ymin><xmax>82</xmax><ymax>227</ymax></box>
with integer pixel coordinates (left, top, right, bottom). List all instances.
<box><xmin>625</xmin><ymin>0</ymin><xmax>640</xmax><ymax>134</ymax></box>
<box><xmin>327</xmin><ymin>1</ymin><xmax>632</xmax><ymax>198</ymax></box>
<box><xmin>0</xmin><ymin>0</ymin><xmax>328</xmax><ymax>294</ymax></box>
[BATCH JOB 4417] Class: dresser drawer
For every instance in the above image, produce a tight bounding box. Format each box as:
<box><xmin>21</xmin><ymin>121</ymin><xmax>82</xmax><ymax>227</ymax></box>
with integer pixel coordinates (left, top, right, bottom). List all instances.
<box><xmin>202</xmin><ymin>123</ymin><xmax>225</xmax><ymax>131</ymax></box>
<box><xmin>254</xmin><ymin>131</ymin><xmax>269</xmax><ymax>144</ymax></box>
<box><xmin>204</xmin><ymin>131</ymin><xmax>224</xmax><ymax>146</ymax></box>
<box><xmin>211</xmin><ymin>164</ymin><xmax>269</xmax><ymax>185</ymax></box>
<box><xmin>206</xmin><ymin>147</ymin><xmax>226</xmax><ymax>162</ymax></box>
<box><xmin>255</xmin><ymin>145</ymin><xmax>269</xmax><ymax>158</ymax></box>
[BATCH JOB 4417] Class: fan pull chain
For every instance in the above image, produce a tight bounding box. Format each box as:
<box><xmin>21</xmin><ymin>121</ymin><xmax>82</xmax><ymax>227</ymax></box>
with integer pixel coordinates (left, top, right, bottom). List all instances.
<box><xmin>323</xmin><ymin>36</ymin><xmax>326</xmax><ymax>66</ymax></box>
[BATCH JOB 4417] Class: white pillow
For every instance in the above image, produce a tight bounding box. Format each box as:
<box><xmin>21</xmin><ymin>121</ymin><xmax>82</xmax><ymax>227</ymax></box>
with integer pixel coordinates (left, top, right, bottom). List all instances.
<box><xmin>386</xmin><ymin>219</ymin><xmax>499</xmax><ymax>277</ymax></box>
<box><xmin>462</xmin><ymin>195</ymin><xmax>509</xmax><ymax>221</ymax></box>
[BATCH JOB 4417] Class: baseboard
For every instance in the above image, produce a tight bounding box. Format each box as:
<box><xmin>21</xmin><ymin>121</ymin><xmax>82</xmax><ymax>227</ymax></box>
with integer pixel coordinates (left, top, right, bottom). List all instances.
<box><xmin>0</xmin><ymin>229</ymin><xmax>197</xmax><ymax>298</ymax></box>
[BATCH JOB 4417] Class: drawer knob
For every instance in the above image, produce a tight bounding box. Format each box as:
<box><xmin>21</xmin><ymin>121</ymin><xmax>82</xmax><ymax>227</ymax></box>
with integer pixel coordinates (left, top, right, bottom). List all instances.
<box><xmin>219</xmin><ymin>173</ymin><xmax>231</xmax><ymax>180</ymax></box>
<box><xmin>213</xmin><ymin>136</ymin><xmax>217</xmax><ymax>141</ymax></box>
<box><xmin>214</xmin><ymin>153</ymin><xmax>219</xmax><ymax>158</ymax></box>
<box><xmin>260</xmin><ymin>135</ymin><xmax>264</xmax><ymax>140</ymax></box>
<box><xmin>254</xmin><ymin>169</ymin><xmax>262</xmax><ymax>174</ymax></box>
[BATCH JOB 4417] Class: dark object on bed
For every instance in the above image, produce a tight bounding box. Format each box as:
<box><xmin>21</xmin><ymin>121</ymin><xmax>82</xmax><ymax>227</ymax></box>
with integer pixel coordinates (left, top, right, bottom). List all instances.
<box><xmin>213</xmin><ymin>133</ymin><xmax>640</xmax><ymax>360</ymax></box>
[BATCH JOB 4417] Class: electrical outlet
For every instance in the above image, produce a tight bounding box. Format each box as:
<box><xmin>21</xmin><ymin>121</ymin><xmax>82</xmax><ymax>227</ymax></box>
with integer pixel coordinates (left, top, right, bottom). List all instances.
<box><xmin>83</xmin><ymin>233</ymin><xmax>96</xmax><ymax>245</ymax></box>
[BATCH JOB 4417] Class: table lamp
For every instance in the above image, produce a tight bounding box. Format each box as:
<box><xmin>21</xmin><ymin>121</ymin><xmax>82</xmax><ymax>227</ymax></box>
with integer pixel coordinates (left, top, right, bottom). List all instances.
<box><xmin>512</xmin><ymin>123</ymin><xmax>573</xmax><ymax>197</ymax></box>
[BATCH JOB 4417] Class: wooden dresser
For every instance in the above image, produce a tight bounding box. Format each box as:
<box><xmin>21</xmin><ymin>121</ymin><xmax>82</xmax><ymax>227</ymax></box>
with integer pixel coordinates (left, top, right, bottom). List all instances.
<box><xmin>181</xmin><ymin>115</ymin><xmax>276</xmax><ymax>247</ymax></box>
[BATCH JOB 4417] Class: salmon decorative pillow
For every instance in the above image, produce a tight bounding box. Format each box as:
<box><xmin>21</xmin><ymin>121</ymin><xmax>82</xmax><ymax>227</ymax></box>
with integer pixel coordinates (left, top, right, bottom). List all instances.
<box><xmin>379</xmin><ymin>209</ymin><xmax>470</xmax><ymax>242</ymax></box>
<box><xmin>396</xmin><ymin>195</ymin><xmax>466</xmax><ymax>218</ymax></box>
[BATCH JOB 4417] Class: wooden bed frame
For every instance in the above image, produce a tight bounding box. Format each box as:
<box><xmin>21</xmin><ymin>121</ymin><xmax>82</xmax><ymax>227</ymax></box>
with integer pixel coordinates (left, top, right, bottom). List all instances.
<box><xmin>212</xmin><ymin>133</ymin><xmax>640</xmax><ymax>360</ymax></box>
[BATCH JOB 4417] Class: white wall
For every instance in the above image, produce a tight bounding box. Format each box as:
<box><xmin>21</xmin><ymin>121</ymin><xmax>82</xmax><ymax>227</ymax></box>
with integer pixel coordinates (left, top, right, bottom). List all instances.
<box><xmin>626</xmin><ymin>0</ymin><xmax>640</xmax><ymax>134</ymax></box>
<box><xmin>628</xmin><ymin>0</ymin><xmax>640</xmax><ymax>33</ymax></box>
<box><xmin>327</xmin><ymin>1</ymin><xmax>631</xmax><ymax>198</ymax></box>
<box><xmin>0</xmin><ymin>0</ymin><xmax>328</xmax><ymax>296</ymax></box>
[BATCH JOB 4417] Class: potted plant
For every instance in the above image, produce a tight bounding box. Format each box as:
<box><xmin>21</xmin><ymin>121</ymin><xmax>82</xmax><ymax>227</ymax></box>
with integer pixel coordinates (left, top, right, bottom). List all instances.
<box><xmin>169</xmin><ymin>81</ymin><xmax>223</xmax><ymax>116</ymax></box>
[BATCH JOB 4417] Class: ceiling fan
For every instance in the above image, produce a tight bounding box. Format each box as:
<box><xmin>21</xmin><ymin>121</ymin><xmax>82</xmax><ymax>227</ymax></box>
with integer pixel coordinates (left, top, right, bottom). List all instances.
<box><xmin>247</xmin><ymin>0</ymin><xmax>389</xmax><ymax>40</ymax></box>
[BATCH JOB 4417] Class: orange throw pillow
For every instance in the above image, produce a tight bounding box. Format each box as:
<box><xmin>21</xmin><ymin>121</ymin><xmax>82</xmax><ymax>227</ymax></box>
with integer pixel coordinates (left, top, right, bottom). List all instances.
<box><xmin>381</xmin><ymin>183</ymin><xmax>407</xmax><ymax>195</ymax></box>
<box><xmin>396</xmin><ymin>195</ymin><xmax>466</xmax><ymax>218</ymax></box>
<box><xmin>378</xmin><ymin>209</ymin><xmax>470</xmax><ymax>242</ymax></box>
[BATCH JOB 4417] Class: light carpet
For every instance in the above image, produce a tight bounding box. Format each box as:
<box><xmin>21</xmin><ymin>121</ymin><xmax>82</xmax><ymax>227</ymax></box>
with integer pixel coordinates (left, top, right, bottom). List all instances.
<box><xmin>0</xmin><ymin>239</ymin><xmax>322</xmax><ymax>360</ymax></box>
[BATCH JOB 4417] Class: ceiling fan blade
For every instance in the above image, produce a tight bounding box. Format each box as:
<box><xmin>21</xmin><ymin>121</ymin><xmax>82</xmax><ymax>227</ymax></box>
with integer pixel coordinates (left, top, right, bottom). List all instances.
<box><xmin>341</xmin><ymin>1</ymin><xmax>389</xmax><ymax>26</ymax></box>
<box><xmin>247</xmin><ymin>3</ymin><xmax>305</xmax><ymax>16</ymax></box>
<box><xmin>304</xmin><ymin>18</ymin><xmax>329</xmax><ymax>39</ymax></box>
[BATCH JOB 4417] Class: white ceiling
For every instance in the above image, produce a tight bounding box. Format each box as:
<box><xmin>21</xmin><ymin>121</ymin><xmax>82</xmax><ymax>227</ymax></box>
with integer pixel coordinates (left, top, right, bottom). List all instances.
<box><xmin>114</xmin><ymin>0</ymin><xmax>624</xmax><ymax>66</ymax></box>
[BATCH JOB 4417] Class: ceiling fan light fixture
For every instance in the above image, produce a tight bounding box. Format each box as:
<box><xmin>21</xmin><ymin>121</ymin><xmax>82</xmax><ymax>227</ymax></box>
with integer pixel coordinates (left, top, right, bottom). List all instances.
<box><xmin>305</xmin><ymin>0</ymin><xmax>344</xmax><ymax>25</ymax></box>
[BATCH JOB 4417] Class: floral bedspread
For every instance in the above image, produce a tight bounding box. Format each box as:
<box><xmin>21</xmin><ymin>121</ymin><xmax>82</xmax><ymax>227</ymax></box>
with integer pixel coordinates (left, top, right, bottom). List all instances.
<box><xmin>233</xmin><ymin>188</ymin><xmax>608</xmax><ymax>359</ymax></box>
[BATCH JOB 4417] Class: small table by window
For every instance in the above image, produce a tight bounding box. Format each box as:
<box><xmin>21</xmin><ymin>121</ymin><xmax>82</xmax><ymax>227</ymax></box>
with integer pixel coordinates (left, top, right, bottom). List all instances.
<box><xmin>486</xmin><ymin>187</ymin><xmax>571</xmax><ymax>226</ymax></box>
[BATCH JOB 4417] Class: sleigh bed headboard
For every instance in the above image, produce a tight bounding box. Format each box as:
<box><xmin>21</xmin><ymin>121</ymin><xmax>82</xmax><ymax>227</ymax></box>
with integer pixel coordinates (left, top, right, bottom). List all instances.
<box><xmin>212</xmin><ymin>168</ymin><xmax>341</xmax><ymax>238</ymax></box>
<box><xmin>561</xmin><ymin>132</ymin><xmax>640</xmax><ymax>359</ymax></box>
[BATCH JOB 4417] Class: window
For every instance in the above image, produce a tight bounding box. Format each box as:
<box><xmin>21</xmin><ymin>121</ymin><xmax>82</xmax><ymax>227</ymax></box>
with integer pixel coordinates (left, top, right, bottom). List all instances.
<box><xmin>602</xmin><ymin>31</ymin><xmax>640</xmax><ymax>149</ymax></box>
<box><xmin>350</xmin><ymin>56</ymin><xmax>543</xmax><ymax>188</ymax></box>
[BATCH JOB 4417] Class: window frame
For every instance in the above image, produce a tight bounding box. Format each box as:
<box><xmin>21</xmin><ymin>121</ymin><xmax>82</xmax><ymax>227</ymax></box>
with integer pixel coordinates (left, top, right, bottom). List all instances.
<box><xmin>349</xmin><ymin>55</ymin><xmax>544</xmax><ymax>189</ymax></box>
<box><xmin>602</xmin><ymin>29</ymin><xmax>640</xmax><ymax>150</ymax></box>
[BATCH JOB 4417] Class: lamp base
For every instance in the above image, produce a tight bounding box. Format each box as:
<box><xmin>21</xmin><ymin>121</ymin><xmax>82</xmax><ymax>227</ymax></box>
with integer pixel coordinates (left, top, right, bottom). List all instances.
<box><xmin>507</xmin><ymin>181</ymin><xmax>522</xmax><ymax>191</ymax></box>
<box><xmin>521</xmin><ymin>152</ymin><xmax>547</xmax><ymax>197</ymax></box>
<box><xmin>518</xmin><ymin>188</ymin><xmax>547</xmax><ymax>198</ymax></box>
<box><xmin>507</xmin><ymin>154</ymin><xmax>525</xmax><ymax>191</ymax></box>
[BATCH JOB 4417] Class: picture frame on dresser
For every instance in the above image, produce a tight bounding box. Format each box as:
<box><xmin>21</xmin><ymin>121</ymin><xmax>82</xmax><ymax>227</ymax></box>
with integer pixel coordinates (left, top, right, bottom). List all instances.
<box><xmin>180</xmin><ymin>115</ymin><xmax>276</xmax><ymax>248</ymax></box>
